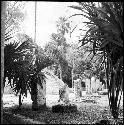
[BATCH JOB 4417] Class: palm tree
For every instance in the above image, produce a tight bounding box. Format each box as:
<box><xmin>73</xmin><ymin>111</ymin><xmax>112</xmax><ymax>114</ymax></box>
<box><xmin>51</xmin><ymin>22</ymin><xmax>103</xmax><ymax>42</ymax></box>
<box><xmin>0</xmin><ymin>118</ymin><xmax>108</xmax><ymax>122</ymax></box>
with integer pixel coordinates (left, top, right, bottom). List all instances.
<box><xmin>3</xmin><ymin>1</ymin><xmax>54</xmax><ymax>111</ymax></box>
<box><xmin>46</xmin><ymin>32</ymin><xmax>70</xmax><ymax>81</ymax></box>
<box><xmin>52</xmin><ymin>16</ymin><xmax>71</xmax><ymax>80</ymax></box>
<box><xmin>69</xmin><ymin>2</ymin><xmax>123</xmax><ymax>119</ymax></box>
<box><xmin>30</xmin><ymin>45</ymin><xmax>54</xmax><ymax>110</ymax></box>
<box><xmin>4</xmin><ymin>37</ymin><xmax>36</xmax><ymax>108</ymax></box>
<box><xmin>4</xmin><ymin>35</ymin><xmax>54</xmax><ymax>110</ymax></box>
<box><xmin>56</xmin><ymin>16</ymin><xmax>71</xmax><ymax>36</ymax></box>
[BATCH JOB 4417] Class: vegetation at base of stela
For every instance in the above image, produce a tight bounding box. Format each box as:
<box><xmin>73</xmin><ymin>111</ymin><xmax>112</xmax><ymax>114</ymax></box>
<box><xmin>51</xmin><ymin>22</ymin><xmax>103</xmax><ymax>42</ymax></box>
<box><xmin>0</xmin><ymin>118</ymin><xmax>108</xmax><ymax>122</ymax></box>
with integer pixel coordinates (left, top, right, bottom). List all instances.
<box><xmin>2</xmin><ymin>1</ymin><xmax>123</xmax><ymax>123</ymax></box>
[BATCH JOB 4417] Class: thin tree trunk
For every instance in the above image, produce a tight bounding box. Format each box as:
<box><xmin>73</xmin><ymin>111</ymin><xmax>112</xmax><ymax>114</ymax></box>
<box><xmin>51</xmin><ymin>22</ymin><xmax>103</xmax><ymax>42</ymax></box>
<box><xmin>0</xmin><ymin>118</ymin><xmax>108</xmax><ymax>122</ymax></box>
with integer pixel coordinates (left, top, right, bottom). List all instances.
<box><xmin>54</xmin><ymin>64</ymin><xmax>58</xmax><ymax>76</ymax></box>
<box><xmin>71</xmin><ymin>69</ymin><xmax>74</xmax><ymax>89</ymax></box>
<box><xmin>72</xmin><ymin>56</ymin><xmax>74</xmax><ymax>91</ymax></box>
<box><xmin>19</xmin><ymin>91</ymin><xmax>22</xmax><ymax>109</ymax></box>
<box><xmin>31</xmin><ymin>2</ymin><xmax>38</xmax><ymax>111</ymax></box>
<box><xmin>31</xmin><ymin>88</ymin><xmax>38</xmax><ymax>111</ymax></box>
<box><xmin>106</xmin><ymin>51</ymin><xmax>120</xmax><ymax>119</ymax></box>
<box><xmin>1</xmin><ymin>1</ymin><xmax>6</xmax><ymax>124</ymax></box>
<box><xmin>34</xmin><ymin>1</ymin><xmax>37</xmax><ymax>42</ymax></box>
<box><xmin>31</xmin><ymin>76</ymin><xmax>38</xmax><ymax>111</ymax></box>
<box><xmin>59</xmin><ymin>64</ymin><xmax>62</xmax><ymax>80</ymax></box>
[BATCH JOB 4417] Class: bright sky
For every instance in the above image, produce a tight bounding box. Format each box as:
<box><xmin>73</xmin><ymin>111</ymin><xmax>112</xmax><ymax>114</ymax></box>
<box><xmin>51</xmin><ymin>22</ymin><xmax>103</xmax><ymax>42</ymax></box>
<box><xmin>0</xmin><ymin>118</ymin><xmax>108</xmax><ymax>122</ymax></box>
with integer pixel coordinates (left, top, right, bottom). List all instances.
<box><xmin>21</xmin><ymin>2</ymin><xmax>88</xmax><ymax>48</ymax></box>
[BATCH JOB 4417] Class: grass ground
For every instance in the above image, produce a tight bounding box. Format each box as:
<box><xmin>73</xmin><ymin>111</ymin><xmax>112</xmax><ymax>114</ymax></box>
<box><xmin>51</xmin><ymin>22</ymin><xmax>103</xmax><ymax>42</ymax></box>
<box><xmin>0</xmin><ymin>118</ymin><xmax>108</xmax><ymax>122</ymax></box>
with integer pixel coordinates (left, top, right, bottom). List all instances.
<box><xmin>3</xmin><ymin>92</ymin><xmax>123</xmax><ymax>124</ymax></box>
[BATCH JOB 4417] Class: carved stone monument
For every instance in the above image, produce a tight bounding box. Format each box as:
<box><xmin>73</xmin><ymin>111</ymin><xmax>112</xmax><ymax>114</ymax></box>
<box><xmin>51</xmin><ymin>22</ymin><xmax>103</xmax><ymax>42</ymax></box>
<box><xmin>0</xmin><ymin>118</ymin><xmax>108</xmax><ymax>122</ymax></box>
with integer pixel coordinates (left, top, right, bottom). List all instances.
<box><xmin>85</xmin><ymin>78</ymin><xmax>91</xmax><ymax>94</ymax></box>
<box><xmin>58</xmin><ymin>84</ymin><xmax>69</xmax><ymax>104</ymax></box>
<box><xmin>91</xmin><ymin>76</ymin><xmax>96</xmax><ymax>93</ymax></box>
<box><xmin>74</xmin><ymin>79</ymin><xmax>82</xmax><ymax>99</ymax></box>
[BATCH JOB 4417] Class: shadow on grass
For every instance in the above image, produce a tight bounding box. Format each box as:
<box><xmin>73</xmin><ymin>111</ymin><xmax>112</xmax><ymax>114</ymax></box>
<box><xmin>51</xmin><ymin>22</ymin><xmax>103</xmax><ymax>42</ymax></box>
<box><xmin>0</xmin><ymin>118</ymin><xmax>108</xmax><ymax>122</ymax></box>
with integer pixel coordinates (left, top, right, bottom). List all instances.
<box><xmin>3</xmin><ymin>103</ymin><xmax>52</xmax><ymax>124</ymax></box>
<box><xmin>3</xmin><ymin>103</ymin><xmax>81</xmax><ymax>124</ymax></box>
<box><xmin>3</xmin><ymin>101</ymin><xmax>123</xmax><ymax>124</ymax></box>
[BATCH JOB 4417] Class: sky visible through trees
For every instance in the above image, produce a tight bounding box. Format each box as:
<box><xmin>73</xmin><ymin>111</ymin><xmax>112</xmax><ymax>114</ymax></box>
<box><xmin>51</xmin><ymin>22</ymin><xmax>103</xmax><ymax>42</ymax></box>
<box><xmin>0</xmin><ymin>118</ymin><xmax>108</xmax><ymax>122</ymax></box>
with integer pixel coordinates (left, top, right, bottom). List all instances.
<box><xmin>20</xmin><ymin>2</ymin><xmax>88</xmax><ymax>47</ymax></box>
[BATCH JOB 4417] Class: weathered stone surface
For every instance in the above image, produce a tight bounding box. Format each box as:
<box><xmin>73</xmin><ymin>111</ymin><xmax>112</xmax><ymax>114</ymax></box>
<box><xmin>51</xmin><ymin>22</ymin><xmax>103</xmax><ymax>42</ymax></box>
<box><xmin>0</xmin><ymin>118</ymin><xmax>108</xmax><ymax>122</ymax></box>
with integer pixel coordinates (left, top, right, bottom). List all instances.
<box><xmin>58</xmin><ymin>84</ymin><xmax>69</xmax><ymax>104</ymax></box>
<box><xmin>85</xmin><ymin>79</ymin><xmax>91</xmax><ymax>94</ymax></box>
<box><xmin>74</xmin><ymin>79</ymin><xmax>82</xmax><ymax>98</ymax></box>
<box><xmin>96</xmin><ymin>79</ymin><xmax>102</xmax><ymax>91</ymax></box>
<box><xmin>91</xmin><ymin>76</ymin><xmax>96</xmax><ymax>93</ymax></box>
<box><xmin>37</xmin><ymin>83</ymin><xmax>46</xmax><ymax>106</ymax></box>
<box><xmin>41</xmin><ymin>70</ymin><xmax>69</xmax><ymax>105</ymax></box>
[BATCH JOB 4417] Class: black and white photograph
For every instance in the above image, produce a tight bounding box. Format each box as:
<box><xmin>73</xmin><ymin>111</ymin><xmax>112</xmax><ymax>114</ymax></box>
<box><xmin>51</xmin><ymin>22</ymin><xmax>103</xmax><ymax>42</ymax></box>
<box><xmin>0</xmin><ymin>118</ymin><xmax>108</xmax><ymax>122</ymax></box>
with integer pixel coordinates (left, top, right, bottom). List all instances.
<box><xmin>1</xmin><ymin>1</ymin><xmax>123</xmax><ymax>124</ymax></box>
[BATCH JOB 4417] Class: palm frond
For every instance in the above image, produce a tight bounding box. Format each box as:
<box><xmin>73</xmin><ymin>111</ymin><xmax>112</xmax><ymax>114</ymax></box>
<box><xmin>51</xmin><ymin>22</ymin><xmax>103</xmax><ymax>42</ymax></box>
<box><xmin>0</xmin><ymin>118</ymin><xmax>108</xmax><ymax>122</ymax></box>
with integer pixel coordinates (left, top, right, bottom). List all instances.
<box><xmin>69</xmin><ymin>2</ymin><xmax>123</xmax><ymax>118</ymax></box>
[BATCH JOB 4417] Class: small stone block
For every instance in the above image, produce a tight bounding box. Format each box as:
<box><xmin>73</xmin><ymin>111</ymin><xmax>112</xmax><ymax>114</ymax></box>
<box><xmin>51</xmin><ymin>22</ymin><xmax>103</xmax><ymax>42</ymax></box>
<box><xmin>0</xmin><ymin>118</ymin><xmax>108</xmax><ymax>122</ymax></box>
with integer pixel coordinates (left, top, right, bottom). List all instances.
<box><xmin>52</xmin><ymin>104</ymin><xmax>77</xmax><ymax>113</ymax></box>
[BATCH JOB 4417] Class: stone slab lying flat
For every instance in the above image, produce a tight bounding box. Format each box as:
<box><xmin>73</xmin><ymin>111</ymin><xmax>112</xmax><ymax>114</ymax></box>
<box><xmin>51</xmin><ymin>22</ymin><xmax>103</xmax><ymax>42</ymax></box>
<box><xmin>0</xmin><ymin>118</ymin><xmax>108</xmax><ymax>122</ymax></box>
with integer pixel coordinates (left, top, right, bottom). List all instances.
<box><xmin>52</xmin><ymin>104</ymin><xmax>77</xmax><ymax>113</ymax></box>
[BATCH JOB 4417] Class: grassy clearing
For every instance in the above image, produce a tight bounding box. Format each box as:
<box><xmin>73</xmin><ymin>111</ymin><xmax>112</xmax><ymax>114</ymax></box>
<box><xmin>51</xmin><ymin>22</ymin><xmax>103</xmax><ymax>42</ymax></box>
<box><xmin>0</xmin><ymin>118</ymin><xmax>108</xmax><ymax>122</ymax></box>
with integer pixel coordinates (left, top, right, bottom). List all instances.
<box><xmin>3</xmin><ymin>96</ymin><xmax>123</xmax><ymax>124</ymax></box>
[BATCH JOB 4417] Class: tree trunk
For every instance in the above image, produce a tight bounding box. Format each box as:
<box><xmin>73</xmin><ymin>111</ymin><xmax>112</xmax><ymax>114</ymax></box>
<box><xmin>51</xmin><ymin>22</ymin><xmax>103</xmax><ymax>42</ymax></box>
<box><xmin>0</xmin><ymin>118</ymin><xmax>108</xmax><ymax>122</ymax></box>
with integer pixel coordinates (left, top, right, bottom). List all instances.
<box><xmin>37</xmin><ymin>74</ymin><xmax>46</xmax><ymax>108</ymax></box>
<box><xmin>59</xmin><ymin>64</ymin><xmax>62</xmax><ymax>80</ymax></box>
<box><xmin>1</xmin><ymin>1</ymin><xmax>6</xmax><ymax>124</ymax></box>
<box><xmin>106</xmin><ymin>55</ymin><xmax>121</xmax><ymax>119</ymax></box>
<box><xmin>71</xmin><ymin>69</ymin><xmax>74</xmax><ymax>90</ymax></box>
<box><xmin>110</xmin><ymin>71</ymin><xmax>119</xmax><ymax>119</ymax></box>
<box><xmin>31</xmin><ymin>89</ymin><xmax>38</xmax><ymax>111</ymax></box>
<box><xmin>31</xmin><ymin>76</ymin><xmax>38</xmax><ymax>111</ymax></box>
<box><xmin>54</xmin><ymin>64</ymin><xmax>58</xmax><ymax>76</ymax></box>
<box><xmin>18</xmin><ymin>92</ymin><xmax>22</xmax><ymax>109</ymax></box>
